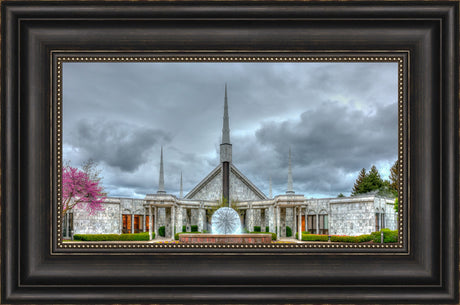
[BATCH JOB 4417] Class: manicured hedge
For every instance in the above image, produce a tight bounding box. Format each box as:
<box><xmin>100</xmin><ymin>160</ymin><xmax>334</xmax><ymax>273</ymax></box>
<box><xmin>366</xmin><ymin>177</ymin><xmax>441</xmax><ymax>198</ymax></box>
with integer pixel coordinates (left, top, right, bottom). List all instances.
<box><xmin>73</xmin><ymin>232</ymin><xmax>152</xmax><ymax>241</ymax></box>
<box><xmin>302</xmin><ymin>234</ymin><xmax>329</xmax><ymax>242</ymax></box>
<box><xmin>331</xmin><ymin>235</ymin><xmax>372</xmax><ymax>243</ymax></box>
<box><xmin>191</xmin><ymin>225</ymin><xmax>198</xmax><ymax>232</ymax></box>
<box><xmin>182</xmin><ymin>226</ymin><xmax>186</xmax><ymax>233</ymax></box>
<box><xmin>265</xmin><ymin>226</ymin><xmax>269</xmax><ymax>232</ymax></box>
<box><xmin>286</xmin><ymin>226</ymin><xmax>292</xmax><ymax>237</ymax></box>
<box><xmin>250</xmin><ymin>231</ymin><xmax>277</xmax><ymax>241</ymax></box>
<box><xmin>253</xmin><ymin>226</ymin><xmax>261</xmax><ymax>232</ymax></box>
<box><xmin>371</xmin><ymin>228</ymin><xmax>398</xmax><ymax>243</ymax></box>
<box><xmin>175</xmin><ymin>231</ymin><xmax>201</xmax><ymax>240</ymax></box>
<box><xmin>159</xmin><ymin>226</ymin><xmax>166</xmax><ymax>237</ymax></box>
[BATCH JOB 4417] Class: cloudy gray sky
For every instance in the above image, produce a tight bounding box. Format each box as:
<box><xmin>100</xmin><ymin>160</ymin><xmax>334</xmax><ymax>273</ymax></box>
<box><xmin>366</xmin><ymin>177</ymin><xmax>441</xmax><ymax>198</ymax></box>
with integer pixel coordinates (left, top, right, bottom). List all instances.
<box><xmin>63</xmin><ymin>61</ymin><xmax>398</xmax><ymax>199</ymax></box>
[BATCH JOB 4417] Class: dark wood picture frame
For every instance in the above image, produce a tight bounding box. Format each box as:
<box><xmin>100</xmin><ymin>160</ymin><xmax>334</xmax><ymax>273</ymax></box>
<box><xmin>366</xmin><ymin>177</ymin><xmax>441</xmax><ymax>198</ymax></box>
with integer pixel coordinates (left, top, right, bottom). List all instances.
<box><xmin>1</xmin><ymin>1</ymin><xmax>458</xmax><ymax>303</ymax></box>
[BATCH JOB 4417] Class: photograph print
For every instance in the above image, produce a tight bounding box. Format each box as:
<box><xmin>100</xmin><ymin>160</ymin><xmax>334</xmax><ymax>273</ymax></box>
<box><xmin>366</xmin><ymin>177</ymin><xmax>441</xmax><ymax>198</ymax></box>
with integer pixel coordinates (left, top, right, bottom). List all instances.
<box><xmin>60</xmin><ymin>58</ymin><xmax>400</xmax><ymax>247</ymax></box>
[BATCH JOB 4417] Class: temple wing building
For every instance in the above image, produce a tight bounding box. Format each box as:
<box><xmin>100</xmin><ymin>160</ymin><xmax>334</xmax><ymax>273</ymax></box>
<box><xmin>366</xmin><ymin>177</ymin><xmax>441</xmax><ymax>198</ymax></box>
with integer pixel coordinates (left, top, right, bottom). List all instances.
<box><xmin>64</xmin><ymin>86</ymin><xmax>397</xmax><ymax>240</ymax></box>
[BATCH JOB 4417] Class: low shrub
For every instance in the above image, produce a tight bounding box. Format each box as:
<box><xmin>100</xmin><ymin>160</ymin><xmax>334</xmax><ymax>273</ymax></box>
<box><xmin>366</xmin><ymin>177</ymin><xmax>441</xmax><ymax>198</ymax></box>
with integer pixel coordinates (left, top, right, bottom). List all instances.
<box><xmin>182</xmin><ymin>225</ymin><xmax>186</xmax><ymax>233</ymax></box>
<box><xmin>286</xmin><ymin>226</ymin><xmax>292</xmax><ymax>237</ymax></box>
<box><xmin>175</xmin><ymin>231</ymin><xmax>201</xmax><ymax>240</ymax></box>
<box><xmin>253</xmin><ymin>226</ymin><xmax>261</xmax><ymax>232</ymax></box>
<box><xmin>371</xmin><ymin>228</ymin><xmax>398</xmax><ymax>243</ymax></box>
<box><xmin>159</xmin><ymin>226</ymin><xmax>166</xmax><ymax>237</ymax></box>
<box><xmin>302</xmin><ymin>234</ymin><xmax>329</xmax><ymax>242</ymax></box>
<box><xmin>265</xmin><ymin>226</ymin><xmax>269</xmax><ymax>232</ymax></box>
<box><xmin>191</xmin><ymin>225</ymin><xmax>198</xmax><ymax>232</ymax></box>
<box><xmin>356</xmin><ymin>234</ymin><xmax>373</xmax><ymax>242</ymax></box>
<box><xmin>249</xmin><ymin>231</ymin><xmax>277</xmax><ymax>241</ymax></box>
<box><xmin>73</xmin><ymin>232</ymin><xmax>151</xmax><ymax>241</ymax></box>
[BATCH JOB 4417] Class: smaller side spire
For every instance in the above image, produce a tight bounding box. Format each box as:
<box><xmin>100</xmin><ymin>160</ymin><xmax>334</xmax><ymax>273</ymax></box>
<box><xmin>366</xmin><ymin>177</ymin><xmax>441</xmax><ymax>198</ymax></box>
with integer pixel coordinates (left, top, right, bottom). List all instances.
<box><xmin>157</xmin><ymin>146</ymin><xmax>166</xmax><ymax>194</ymax></box>
<box><xmin>180</xmin><ymin>171</ymin><xmax>183</xmax><ymax>198</ymax></box>
<box><xmin>286</xmin><ymin>148</ymin><xmax>295</xmax><ymax>194</ymax></box>
<box><xmin>269</xmin><ymin>176</ymin><xmax>273</xmax><ymax>198</ymax></box>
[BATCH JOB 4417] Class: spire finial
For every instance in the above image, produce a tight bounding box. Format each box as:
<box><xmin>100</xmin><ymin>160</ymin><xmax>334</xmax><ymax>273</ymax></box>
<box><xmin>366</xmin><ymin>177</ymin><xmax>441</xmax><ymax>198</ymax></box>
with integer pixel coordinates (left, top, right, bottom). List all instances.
<box><xmin>287</xmin><ymin>148</ymin><xmax>295</xmax><ymax>194</ymax></box>
<box><xmin>157</xmin><ymin>146</ymin><xmax>166</xmax><ymax>193</ymax></box>
<box><xmin>222</xmin><ymin>83</ymin><xmax>230</xmax><ymax>144</ymax></box>
<box><xmin>269</xmin><ymin>176</ymin><xmax>273</xmax><ymax>198</ymax></box>
<box><xmin>180</xmin><ymin>171</ymin><xmax>183</xmax><ymax>198</ymax></box>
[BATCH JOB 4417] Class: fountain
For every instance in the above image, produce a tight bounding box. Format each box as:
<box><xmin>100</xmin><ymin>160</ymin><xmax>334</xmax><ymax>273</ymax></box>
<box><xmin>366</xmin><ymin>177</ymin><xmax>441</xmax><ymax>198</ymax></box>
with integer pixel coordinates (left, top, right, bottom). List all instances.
<box><xmin>179</xmin><ymin>207</ymin><xmax>272</xmax><ymax>244</ymax></box>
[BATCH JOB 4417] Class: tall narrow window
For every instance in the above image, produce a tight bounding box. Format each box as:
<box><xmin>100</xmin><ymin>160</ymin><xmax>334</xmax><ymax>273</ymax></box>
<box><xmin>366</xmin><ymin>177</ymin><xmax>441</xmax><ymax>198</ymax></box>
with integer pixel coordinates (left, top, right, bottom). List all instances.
<box><xmin>307</xmin><ymin>215</ymin><xmax>316</xmax><ymax>234</ymax></box>
<box><xmin>319</xmin><ymin>214</ymin><xmax>329</xmax><ymax>235</ymax></box>
<box><xmin>122</xmin><ymin>214</ymin><xmax>132</xmax><ymax>234</ymax></box>
<box><xmin>63</xmin><ymin>212</ymin><xmax>73</xmax><ymax>238</ymax></box>
<box><xmin>375</xmin><ymin>213</ymin><xmax>381</xmax><ymax>232</ymax></box>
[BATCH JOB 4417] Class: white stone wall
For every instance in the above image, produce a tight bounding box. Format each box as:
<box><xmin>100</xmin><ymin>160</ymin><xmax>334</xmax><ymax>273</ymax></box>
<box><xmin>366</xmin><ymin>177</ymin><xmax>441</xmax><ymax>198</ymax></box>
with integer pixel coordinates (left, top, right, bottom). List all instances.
<box><xmin>229</xmin><ymin>171</ymin><xmax>264</xmax><ymax>201</ymax></box>
<box><xmin>188</xmin><ymin>171</ymin><xmax>223</xmax><ymax>201</ymax></box>
<box><xmin>329</xmin><ymin>200</ymin><xmax>375</xmax><ymax>236</ymax></box>
<box><xmin>73</xmin><ymin>201</ymin><xmax>121</xmax><ymax>234</ymax></box>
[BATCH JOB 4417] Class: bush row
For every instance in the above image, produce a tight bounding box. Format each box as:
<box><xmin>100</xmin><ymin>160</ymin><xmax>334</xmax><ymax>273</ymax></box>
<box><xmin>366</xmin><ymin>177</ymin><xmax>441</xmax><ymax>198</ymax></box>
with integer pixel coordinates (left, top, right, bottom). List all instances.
<box><xmin>249</xmin><ymin>231</ymin><xmax>277</xmax><ymax>241</ymax></box>
<box><xmin>295</xmin><ymin>229</ymin><xmax>397</xmax><ymax>243</ymax></box>
<box><xmin>371</xmin><ymin>228</ymin><xmax>398</xmax><ymax>243</ymax></box>
<box><xmin>73</xmin><ymin>232</ymin><xmax>152</xmax><ymax>241</ymax></box>
<box><xmin>175</xmin><ymin>231</ymin><xmax>201</xmax><ymax>240</ymax></box>
<box><xmin>331</xmin><ymin>235</ymin><xmax>372</xmax><ymax>243</ymax></box>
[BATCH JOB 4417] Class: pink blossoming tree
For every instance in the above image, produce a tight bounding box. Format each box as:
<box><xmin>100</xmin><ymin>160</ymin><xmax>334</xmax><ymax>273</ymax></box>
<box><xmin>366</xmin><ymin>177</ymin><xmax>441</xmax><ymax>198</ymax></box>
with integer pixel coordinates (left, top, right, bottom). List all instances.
<box><xmin>62</xmin><ymin>165</ymin><xmax>106</xmax><ymax>217</ymax></box>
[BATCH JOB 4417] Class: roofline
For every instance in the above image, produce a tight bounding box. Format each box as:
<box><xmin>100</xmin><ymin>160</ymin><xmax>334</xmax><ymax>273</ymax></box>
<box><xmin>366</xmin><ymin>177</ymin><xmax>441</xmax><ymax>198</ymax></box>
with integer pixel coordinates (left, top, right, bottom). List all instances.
<box><xmin>184</xmin><ymin>165</ymin><xmax>222</xmax><ymax>199</ymax></box>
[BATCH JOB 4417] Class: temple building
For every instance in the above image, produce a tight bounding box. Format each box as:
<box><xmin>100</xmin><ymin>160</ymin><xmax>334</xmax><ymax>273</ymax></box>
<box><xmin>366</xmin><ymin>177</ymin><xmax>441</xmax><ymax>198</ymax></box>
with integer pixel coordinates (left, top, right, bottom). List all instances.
<box><xmin>64</xmin><ymin>86</ymin><xmax>397</xmax><ymax>240</ymax></box>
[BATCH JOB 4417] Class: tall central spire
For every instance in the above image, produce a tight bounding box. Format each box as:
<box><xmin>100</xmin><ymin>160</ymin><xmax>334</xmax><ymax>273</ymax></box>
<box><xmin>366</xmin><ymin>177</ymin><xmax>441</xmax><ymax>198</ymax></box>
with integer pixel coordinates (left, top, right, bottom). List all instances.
<box><xmin>222</xmin><ymin>83</ymin><xmax>231</xmax><ymax>144</ymax></box>
<box><xmin>220</xmin><ymin>84</ymin><xmax>232</xmax><ymax>202</ymax></box>
<box><xmin>286</xmin><ymin>148</ymin><xmax>295</xmax><ymax>194</ymax></box>
<box><xmin>220</xmin><ymin>84</ymin><xmax>232</xmax><ymax>163</ymax></box>
<box><xmin>157</xmin><ymin>146</ymin><xmax>166</xmax><ymax>194</ymax></box>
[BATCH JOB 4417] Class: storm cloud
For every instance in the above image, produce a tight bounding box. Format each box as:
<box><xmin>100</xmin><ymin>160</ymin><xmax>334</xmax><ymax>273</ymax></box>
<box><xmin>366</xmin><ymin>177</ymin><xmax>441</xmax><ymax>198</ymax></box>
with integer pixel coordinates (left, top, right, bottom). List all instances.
<box><xmin>63</xmin><ymin>61</ymin><xmax>398</xmax><ymax>198</ymax></box>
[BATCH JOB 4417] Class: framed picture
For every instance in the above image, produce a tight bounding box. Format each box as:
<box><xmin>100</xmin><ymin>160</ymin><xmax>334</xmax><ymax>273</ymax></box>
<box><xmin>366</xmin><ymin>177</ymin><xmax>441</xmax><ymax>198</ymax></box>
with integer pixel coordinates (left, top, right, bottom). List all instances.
<box><xmin>2</xmin><ymin>1</ymin><xmax>458</xmax><ymax>304</ymax></box>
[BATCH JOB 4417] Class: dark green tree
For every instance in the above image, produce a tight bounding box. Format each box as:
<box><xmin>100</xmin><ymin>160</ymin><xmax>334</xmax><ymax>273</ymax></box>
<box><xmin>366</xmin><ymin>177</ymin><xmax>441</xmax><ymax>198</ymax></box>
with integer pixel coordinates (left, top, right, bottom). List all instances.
<box><xmin>352</xmin><ymin>165</ymin><xmax>384</xmax><ymax>195</ymax></box>
<box><xmin>352</xmin><ymin>168</ymin><xmax>367</xmax><ymax>195</ymax></box>
<box><xmin>337</xmin><ymin>193</ymin><xmax>345</xmax><ymax>198</ymax></box>
<box><xmin>389</xmin><ymin>160</ymin><xmax>399</xmax><ymax>193</ymax></box>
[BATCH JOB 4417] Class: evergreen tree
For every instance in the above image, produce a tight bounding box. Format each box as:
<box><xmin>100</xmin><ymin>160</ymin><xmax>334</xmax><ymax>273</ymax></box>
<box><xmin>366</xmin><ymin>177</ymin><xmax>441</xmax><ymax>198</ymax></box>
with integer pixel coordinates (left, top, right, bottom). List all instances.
<box><xmin>389</xmin><ymin>160</ymin><xmax>399</xmax><ymax>193</ymax></box>
<box><xmin>362</xmin><ymin>165</ymin><xmax>384</xmax><ymax>192</ymax></box>
<box><xmin>352</xmin><ymin>168</ymin><xmax>367</xmax><ymax>195</ymax></box>
<box><xmin>352</xmin><ymin>165</ymin><xmax>384</xmax><ymax>195</ymax></box>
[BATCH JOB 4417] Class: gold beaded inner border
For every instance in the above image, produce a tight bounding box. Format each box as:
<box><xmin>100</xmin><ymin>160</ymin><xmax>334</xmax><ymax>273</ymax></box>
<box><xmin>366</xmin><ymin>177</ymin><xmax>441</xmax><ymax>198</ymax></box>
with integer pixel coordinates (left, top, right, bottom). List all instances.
<box><xmin>55</xmin><ymin>55</ymin><xmax>406</xmax><ymax>251</ymax></box>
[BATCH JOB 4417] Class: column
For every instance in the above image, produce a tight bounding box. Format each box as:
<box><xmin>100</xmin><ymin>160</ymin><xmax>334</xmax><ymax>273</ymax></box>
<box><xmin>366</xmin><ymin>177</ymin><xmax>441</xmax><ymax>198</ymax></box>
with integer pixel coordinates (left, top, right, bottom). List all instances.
<box><xmin>154</xmin><ymin>207</ymin><xmax>159</xmax><ymax>238</ymax></box>
<box><xmin>298</xmin><ymin>207</ymin><xmax>302</xmax><ymax>241</ymax></box>
<box><xmin>149</xmin><ymin>205</ymin><xmax>153</xmax><ymax>240</ymax></box>
<box><xmin>276</xmin><ymin>206</ymin><xmax>280</xmax><ymax>239</ymax></box>
<box><xmin>316</xmin><ymin>213</ymin><xmax>319</xmax><ymax>234</ymax></box>
<box><xmin>119</xmin><ymin>208</ymin><xmax>123</xmax><ymax>234</ymax></box>
<box><xmin>268</xmin><ymin>206</ymin><xmax>274</xmax><ymax>233</ymax></box>
<box><xmin>248</xmin><ymin>203</ymin><xmax>253</xmax><ymax>232</ymax></box>
<box><xmin>176</xmin><ymin>206</ymin><xmax>183</xmax><ymax>234</ymax></box>
<box><xmin>171</xmin><ymin>206</ymin><xmax>175</xmax><ymax>239</ymax></box>
<box><xmin>293</xmin><ymin>207</ymin><xmax>296</xmax><ymax>238</ymax></box>
<box><xmin>143</xmin><ymin>208</ymin><xmax>146</xmax><ymax>232</ymax></box>
<box><xmin>198</xmin><ymin>203</ymin><xmax>204</xmax><ymax>232</ymax></box>
<box><xmin>261</xmin><ymin>209</ymin><xmax>266</xmax><ymax>232</ymax></box>
<box><xmin>131</xmin><ymin>213</ymin><xmax>134</xmax><ymax>234</ymax></box>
